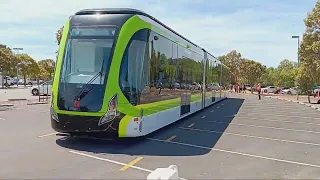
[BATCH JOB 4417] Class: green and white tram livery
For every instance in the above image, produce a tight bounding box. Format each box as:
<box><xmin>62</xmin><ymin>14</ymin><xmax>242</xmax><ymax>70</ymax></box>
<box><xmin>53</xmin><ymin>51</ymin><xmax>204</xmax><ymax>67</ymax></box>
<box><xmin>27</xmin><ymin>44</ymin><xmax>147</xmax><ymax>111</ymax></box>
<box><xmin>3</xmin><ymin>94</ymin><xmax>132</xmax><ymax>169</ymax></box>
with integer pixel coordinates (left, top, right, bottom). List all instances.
<box><xmin>50</xmin><ymin>8</ymin><xmax>229</xmax><ymax>138</ymax></box>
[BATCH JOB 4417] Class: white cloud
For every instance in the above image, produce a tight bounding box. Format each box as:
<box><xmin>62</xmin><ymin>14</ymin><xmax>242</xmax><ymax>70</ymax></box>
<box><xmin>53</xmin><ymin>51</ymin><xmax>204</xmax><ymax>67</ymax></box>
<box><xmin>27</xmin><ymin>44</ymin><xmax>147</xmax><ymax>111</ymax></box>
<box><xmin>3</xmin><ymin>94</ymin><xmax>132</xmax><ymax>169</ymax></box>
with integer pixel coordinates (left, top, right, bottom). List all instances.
<box><xmin>0</xmin><ymin>0</ymin><xmax>314</xmax><ymax>67</ymax></box>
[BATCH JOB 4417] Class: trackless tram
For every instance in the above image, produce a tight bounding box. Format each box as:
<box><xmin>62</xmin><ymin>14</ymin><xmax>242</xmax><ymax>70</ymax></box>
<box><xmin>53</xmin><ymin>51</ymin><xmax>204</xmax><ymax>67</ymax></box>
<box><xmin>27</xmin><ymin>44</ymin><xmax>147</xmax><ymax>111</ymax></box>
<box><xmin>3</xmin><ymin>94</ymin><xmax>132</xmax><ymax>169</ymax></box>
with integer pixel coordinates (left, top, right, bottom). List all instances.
<box><xmin>50</xmin><ymin>8</ymin><xmax>229</xmax><ymax>138</ymax></box>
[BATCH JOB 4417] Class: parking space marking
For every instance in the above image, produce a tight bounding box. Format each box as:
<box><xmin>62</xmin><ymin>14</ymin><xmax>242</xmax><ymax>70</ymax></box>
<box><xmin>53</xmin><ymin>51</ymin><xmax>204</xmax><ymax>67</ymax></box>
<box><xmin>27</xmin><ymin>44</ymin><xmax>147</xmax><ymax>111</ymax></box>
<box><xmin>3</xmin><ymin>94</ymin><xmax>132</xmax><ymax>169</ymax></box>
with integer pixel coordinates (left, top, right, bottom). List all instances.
<box><xmin>13</xmin><ymin>107</ymin><xmax>48</xmax><ymax>113</ymax></box>
<box><xmin>234</xmin><ymin>116</ymin><xmax>320</xmax><ymax>126</ymax></box>
<box><xmin>69</xmin><ymin>151</ymin><xmax>187</xmax><ymax>180</ymax></box>
<box><xmin>238</xmin><ymin>110</ymin><xmax>319</xmax><ymax>115</ymax></box>
<box><xmin>167</xmin><ymin>135</ymin><xmax>176</xmax><ymax>142</ymax></box>
<box><xmin>217</xmin><ymin>106</ymin><xmax>220</xmax><ymax>108</ymax></box>
<box><xmin>207</xmin><ymin>120</ymin><xmax>320</xmax><ymax>134</ymax></box>
<box><xmin>38</xmin><ymin>132</ymin><xmax>57</xmax><ymax>138</ymax></box>
<box><xmin>201</xmin><ymin>116</ymin><xmax>206</xmax><ymax>119</ymax></box>
<box><xmin>210</xmin><ymin>110</ymin><xmax>214</xmax><ymax>112</ymax></box>
<box><xmin>0</xmin><ymin>117</ymin><xmax>5</xmax><ymax>121</ymax></box>
<box><xmin>69</xmin><ymin>151</ymin><xmax>151</xmax><ymax>172</ymax></box>
<box><xmin>147</xmin><ymin>138</ymin><xmax>320</xmax><ymax>169</ymax></box>
<box><xmin>188</xmin><ymin>123</ymin><xmax>195</xmax><ymax>128</ymax></box>
<box><xmin>120</xmin><ymin>157</ymin><xmax>144</xmax><ymax>171</ymax></box>
<box><xmin>179</xmin><ymin>127</ymin><xmax>320</xmax><ymax>147</ymax></box>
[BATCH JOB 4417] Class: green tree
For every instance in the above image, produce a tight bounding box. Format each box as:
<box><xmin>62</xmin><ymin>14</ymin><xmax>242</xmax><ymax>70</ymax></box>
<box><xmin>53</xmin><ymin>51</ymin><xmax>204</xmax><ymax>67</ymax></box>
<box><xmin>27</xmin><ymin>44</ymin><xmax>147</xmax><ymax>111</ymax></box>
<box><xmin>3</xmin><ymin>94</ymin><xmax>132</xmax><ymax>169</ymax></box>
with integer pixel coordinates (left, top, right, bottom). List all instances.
<box><xmin>0</xmin><ymin>45</ymin><xmax>14</xmax><ymax>74</ymax></box>
<box><xmin>218</xmin><ymin>55</ymin><xmax>235</xmax><ymax>85</ymax></box>
<box><xmin>240</xmin><ymin>59</ymin><xmax>266</xmax><ymax>91</ymax></box>
<box><xmin>38</xmin><ymin>59</ymin><xmax>55</xmax><ymax>80</ymax></box>
<box><xmin>223</xmin><ymin>50</ymin><xmax>243</xmax><ymax>85</ymax></box>
<box><xmin>56</xmin><ymin>26</ymin><xmax>64</xmax><ymax>46</ymax></box>
<box><xmin>275</xmin><ymin>59</ymin><xmax>298</xmax><ymax>88</ymax></box>
<box><xmin>16</xmin><ymin>54</ymin><xmax>39</xmax><ymax>86</ymax></box>
<box><xmin>299</xmin><ymin>0</ymin><xmax>320</xmax><ymax>91</ymax></box>
<box><xmin>261</xmin><ymin>67</ymin><xmax>277</xmax><ymax>86</ymax></box>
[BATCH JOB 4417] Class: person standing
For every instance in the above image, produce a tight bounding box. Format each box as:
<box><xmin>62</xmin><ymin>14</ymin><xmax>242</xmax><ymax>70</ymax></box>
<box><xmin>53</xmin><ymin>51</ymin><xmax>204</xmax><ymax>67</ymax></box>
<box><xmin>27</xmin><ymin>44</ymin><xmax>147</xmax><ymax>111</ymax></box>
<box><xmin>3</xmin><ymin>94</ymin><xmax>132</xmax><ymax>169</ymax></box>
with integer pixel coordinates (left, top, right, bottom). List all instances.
<box><xmin>257</xmin><ymin>83</ymin><xmax>262</xmax><ymax>100</ymax></box>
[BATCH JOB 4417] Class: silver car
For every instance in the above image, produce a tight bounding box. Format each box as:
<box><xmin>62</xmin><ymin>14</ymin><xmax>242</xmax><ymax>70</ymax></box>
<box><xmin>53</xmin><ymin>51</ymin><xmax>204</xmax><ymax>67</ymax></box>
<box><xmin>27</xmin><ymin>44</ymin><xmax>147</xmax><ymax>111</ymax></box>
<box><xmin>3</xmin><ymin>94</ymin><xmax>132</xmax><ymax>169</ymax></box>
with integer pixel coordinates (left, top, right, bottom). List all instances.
<box><xmin>31</xmin><ymin>81</ymin><xmax>52</xmax><ymax>96</ymax></box>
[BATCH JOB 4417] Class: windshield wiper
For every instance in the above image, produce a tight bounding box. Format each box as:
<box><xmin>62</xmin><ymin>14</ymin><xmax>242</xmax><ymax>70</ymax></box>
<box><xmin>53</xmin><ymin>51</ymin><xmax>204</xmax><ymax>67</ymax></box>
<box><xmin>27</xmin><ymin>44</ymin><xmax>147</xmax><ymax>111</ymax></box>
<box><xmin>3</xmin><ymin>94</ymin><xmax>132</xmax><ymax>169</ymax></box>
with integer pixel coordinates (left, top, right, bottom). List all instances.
<box><xmin>74</xmin><ymin>72</ymin><xmax>102</xmax><ymax>102</ymax></box>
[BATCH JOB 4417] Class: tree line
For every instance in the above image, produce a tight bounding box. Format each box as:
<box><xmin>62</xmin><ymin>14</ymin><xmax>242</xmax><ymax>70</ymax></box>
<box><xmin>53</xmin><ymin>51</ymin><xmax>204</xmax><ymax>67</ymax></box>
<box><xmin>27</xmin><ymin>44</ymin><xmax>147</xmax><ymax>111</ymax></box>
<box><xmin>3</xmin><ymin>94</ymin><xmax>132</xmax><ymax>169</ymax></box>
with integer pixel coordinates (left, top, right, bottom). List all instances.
<box><xmin>0</xmin><ymin>44</ymin><xmax>55</xmax><ymax>86</ymax></box>
<box><xmin>52</xmin><ymin>0</ymin><xmax>318</xmax><ymax>94</ymax></box>
<box><xmin>211</xmin><ymin>0</ymin><xmax>320</xmax><ymax>94</ymax></box>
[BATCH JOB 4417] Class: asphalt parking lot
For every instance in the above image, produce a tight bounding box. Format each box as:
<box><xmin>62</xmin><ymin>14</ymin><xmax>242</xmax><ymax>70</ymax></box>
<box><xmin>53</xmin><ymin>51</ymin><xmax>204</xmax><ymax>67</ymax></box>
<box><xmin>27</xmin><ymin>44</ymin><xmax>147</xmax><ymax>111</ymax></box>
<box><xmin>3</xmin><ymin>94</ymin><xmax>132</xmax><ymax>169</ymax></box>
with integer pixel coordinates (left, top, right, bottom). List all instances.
<box><xmin>1</xmin><ymin>93</ymin><xmax>320</xmax><ymax>179</ymax></box>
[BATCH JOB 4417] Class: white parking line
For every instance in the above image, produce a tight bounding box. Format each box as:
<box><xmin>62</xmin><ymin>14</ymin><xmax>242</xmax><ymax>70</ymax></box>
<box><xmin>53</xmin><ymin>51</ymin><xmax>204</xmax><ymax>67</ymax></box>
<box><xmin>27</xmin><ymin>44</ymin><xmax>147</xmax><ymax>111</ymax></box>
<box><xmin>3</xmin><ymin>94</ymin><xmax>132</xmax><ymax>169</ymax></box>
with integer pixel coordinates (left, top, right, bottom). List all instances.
<box><xmin>236</xmin><ymin>112</ymin><xmax>320</xmax><ymax>119</ymax></box>
<box><xmin>38</xmin><ymin>132</ymin><xmax>57</xmax><ymax>138</ymax></box>
<box><xmin>179</xmin><ymin>127</ymin><xmax>320</xmax><ymax>147</ymax></box>
<box><xmin>233</xmin><ymin>116</ymin><xmax>320</xmax><ymax>126</ymax></box>
<box><xmin>207</xmin><ymin>121</ymin><xmax>320</xmax><ymax>134</ymax></box>
<box><xmin>147</xmin><ymin>138</ymin><xmax>320</xmax><ymax>169</ymax></box>
<box><xmin>238</xmin><ymin>109</ymin><xmax>319</xmax><ymax>115</ymax></box>
<box><xmin>13</xmin><ymin>107</ymin><xmax>48</xmax><ymax>113</ymax></box>
<box><xmin>0</xmin><ymin>117</ymin><xmax>5</xmax><ymax>121</ymax></box>
<box><xmin>69</xmin><ymin>150</ymin><xmax>187</xmax><ymax>180</ymax></box>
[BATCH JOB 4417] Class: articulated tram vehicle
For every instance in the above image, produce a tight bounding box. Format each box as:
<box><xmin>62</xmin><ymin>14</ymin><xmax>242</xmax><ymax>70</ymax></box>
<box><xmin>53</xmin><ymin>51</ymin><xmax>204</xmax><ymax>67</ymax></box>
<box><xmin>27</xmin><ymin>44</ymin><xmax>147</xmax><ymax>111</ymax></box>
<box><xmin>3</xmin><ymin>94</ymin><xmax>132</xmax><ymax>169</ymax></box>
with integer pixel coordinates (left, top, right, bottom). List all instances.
<box><xmin>50</xmin><ymin>8</ymin><xmax>229</xmax><ymax>138</ymax></box>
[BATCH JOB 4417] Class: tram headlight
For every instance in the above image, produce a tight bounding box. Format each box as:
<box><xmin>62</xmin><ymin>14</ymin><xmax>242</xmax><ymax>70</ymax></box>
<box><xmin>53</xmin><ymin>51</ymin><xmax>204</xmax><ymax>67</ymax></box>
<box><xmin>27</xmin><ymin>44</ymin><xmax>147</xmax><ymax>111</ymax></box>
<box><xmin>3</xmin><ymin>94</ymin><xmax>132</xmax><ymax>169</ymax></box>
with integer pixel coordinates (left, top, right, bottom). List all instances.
<box><xmin>98</xmin><ymin>94</ymin><xmax>118</xmax><ymax>126</ymax></box>
<box><xmin>98</xmin><ymin>109</ymin><xmax>118</xmax><ymax>126</ymax></box>
<box><xmin>50</xmin><ymin>93</ymin><xmax>59</xmax><ymax>122</ymax></box>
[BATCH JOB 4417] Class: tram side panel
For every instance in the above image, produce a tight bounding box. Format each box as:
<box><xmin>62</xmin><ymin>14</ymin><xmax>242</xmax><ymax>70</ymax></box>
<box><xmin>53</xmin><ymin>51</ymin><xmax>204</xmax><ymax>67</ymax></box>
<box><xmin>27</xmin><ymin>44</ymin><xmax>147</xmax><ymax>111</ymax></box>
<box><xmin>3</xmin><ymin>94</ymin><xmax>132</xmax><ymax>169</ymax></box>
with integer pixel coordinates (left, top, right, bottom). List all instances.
<box><xmin>120</xmin><ymin>27</ymin><xmax>203</xmax><ymax>136</ymax></box>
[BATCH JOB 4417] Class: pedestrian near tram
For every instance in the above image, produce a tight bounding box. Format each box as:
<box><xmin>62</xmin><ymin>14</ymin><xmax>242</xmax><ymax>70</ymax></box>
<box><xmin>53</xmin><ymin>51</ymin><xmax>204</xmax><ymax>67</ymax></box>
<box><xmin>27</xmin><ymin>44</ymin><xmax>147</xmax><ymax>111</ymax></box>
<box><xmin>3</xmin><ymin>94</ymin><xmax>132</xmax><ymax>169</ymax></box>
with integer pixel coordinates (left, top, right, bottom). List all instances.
<box><xmin>257</xmin><ymin>83</ymin><xmax>262</xmax><ymax>100</ymax></box>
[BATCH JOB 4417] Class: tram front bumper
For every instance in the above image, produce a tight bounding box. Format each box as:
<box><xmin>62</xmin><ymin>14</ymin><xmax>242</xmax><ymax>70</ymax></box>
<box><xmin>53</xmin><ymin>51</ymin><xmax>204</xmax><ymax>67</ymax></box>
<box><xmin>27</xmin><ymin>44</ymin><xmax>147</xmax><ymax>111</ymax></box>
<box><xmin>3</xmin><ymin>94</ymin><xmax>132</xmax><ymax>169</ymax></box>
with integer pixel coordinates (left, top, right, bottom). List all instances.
<box><xmin>50</xmin><ymin>113</ymin><xmax>123</xmax><ymax>135</ymax></box>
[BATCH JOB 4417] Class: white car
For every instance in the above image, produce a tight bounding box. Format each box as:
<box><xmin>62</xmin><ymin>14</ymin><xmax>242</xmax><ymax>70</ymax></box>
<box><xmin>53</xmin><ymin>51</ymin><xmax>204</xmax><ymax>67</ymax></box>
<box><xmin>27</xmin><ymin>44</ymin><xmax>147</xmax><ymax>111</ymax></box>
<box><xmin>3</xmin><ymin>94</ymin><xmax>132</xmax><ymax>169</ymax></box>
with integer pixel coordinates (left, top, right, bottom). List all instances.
<box><xmin>0</xmin><ymin>75</ymin><xmax>14</xmax><ymax>87</ymax></box>
<box><xmin>282</xmin><ymin>87</ymin><xmax>297</xmax><ymax>95</ymax></box>
<box><xmin>31</xmin><ymin>81</ymin><xmax>52</xmax><ymax>96</ymax></box>
<box><xmin>261</xmin><ymin>86</ymin><xmax>277</xmax><ymax>93</ymax></box>
<box><xmin>209</xmin><ymin>83</ymin><xmax>220</xmax><ymax>90</ymax></box>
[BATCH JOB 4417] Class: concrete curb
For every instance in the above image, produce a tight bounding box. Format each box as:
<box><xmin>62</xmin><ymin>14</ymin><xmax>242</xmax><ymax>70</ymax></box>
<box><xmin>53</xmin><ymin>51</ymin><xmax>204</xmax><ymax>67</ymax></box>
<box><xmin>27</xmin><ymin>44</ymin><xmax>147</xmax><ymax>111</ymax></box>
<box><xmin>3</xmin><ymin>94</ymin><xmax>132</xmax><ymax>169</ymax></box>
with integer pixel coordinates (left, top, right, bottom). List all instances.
<box><xmin>268</xmin><ymin>96</ymin><xmax>320</xmax><ymax>111</ymax></box>
<box><xmin>27</xmin><ymin>102</ymin><xmax>49</xmax><ymax>105</ymax></box>
<box><xmin>7</xmin><ymin>98</ymin><xmax>27</xmax><ymax>101</ymax></box>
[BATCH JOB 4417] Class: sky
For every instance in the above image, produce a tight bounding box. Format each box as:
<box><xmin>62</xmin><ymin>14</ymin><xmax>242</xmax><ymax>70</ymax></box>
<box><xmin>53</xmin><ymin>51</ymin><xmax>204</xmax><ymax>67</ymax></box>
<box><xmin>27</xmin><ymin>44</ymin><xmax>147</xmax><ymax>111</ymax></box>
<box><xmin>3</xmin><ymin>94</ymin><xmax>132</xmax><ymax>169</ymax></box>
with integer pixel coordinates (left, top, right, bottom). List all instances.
<box><xmin>1</xmin><ymin>0</ymin><xmax>318</xmax><ymax>68</ymax></box>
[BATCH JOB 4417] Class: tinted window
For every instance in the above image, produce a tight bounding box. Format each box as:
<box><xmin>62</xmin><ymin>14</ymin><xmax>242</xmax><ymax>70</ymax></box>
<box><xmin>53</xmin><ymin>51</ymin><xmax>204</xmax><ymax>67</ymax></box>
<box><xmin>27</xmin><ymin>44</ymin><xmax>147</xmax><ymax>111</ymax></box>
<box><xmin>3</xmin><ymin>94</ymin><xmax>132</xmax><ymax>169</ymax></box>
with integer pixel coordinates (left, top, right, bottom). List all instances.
<box><xmin>119</xmin><ymin>29</ymin><xmax>150</xmax><ymax>105</ymax></box>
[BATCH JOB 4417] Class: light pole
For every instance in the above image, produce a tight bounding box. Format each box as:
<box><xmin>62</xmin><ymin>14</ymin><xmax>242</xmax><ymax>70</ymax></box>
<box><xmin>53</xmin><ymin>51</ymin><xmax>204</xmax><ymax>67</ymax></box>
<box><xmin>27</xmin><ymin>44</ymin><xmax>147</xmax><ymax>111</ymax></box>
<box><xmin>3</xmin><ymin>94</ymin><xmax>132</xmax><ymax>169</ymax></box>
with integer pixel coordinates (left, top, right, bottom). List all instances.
<box><xmin>13</xmin><ymin>47</ymin><xmax>23</xmax><ymax>86</ymax></box>
<box><xmin>13</xmin><ymin>47</ymin><xmax>23</xmax><ymax>55</ymax></box>
<box><xmin>292</xmin><ymin>36</ymin><xmax>300</xmax><ymax>100</ymax></box>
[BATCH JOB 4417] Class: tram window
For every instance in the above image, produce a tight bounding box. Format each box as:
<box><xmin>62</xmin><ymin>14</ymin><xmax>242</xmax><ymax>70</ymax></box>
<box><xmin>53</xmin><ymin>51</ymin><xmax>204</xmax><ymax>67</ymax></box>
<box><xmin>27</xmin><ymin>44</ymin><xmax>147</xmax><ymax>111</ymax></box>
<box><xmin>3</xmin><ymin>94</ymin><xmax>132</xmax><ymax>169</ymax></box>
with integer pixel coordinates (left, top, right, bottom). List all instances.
<box><xmin>61</xmin><ymin>38</ymin><xmax>114</xmax><ymax>84</ymax></box>
<box><xmin>150</xmin><ymin>31</ymin><xmax>173</xmax><ymax>89</ymax></box>
<box><xmin>119</xmin><ymin>29</ymin><xmax>150</xmax><ymax>105</ymax></box>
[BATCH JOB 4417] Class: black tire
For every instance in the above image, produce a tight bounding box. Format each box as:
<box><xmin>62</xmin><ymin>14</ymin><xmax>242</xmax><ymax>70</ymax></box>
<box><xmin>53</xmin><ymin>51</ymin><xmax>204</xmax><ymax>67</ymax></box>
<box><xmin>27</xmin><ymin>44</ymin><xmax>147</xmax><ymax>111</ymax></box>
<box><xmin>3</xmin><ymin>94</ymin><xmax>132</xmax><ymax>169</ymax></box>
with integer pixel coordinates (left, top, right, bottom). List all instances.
<box><xmin>32</xmin><ymin>88</ymin><xmax>39</xmax><ymax>96</ymax></box>
<box><xmin>28</xmin><ymin>82</ymin><xmax>33</xmax><ymax>86</ymax></box>
<box><xmin>288</xmin><ymin>91</ymin><xmax>292</xmax><ymax>95</ymax></box>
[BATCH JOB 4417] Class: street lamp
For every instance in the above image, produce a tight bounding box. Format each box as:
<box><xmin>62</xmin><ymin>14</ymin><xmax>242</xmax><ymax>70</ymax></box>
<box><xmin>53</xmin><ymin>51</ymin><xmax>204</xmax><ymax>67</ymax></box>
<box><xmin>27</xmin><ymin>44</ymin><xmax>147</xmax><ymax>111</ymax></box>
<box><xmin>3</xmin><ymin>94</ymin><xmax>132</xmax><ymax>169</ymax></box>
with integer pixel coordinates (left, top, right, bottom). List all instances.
<box><xmin>13</xmin><ymin>47</ymin><xmax>23</xmax><ymax>55</ymax></box>
<box><xmin>291</xmin><ymin>36</ymin><xmax>300</xmax><ymax>66</ymax></box>
<box><xmin>292</xmin><ymin>35</ymin><xmax>300</xmax><ymax>100</ymax></box>
<box><xmin>13</xmin><ymin>47</ymin><xmax>23</xmax><ymax>86</ymax></box>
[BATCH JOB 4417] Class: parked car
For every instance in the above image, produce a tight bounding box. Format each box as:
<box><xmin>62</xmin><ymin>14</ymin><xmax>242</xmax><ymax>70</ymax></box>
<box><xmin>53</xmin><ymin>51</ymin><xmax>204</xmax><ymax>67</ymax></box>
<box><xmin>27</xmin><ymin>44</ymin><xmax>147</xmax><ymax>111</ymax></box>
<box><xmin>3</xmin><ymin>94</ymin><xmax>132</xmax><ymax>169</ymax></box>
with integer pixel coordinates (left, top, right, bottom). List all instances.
<box><xmin>312</xmin><ymin>86</ymin><xmax>320</xmax><ymax>97</ymax></box>
<box><xmin>209</xmin><ymin>83</ymin><xmax>220</xmax><ymax>90</ymax></box>
<box><xmin>172</xmin><ymin>82</ymin><xmax>180</xmax><ymax>89</ymax></box>
<box><xmin>191</xmin><ymin>82</ymin><xmax>201</xmax><ymax>90</ymax></box>
<box><xmin>31</xmin><ymin>81</ymin><xmax>52</xmax><ymax>96</ymax></box>
<box><xmin>261</xmin><ymin>86</ymin><xmax>277</xmax><ymax>93</ymax></box>
<box><xmin>0</xmin><ymin>75</ymin><xmax>14</xmax><ymax>87</ymax></box>
<box><xmin>22</xmin><ymin>78</ymin><xmax>44</xmax><ymax>86</ymax></box>
<box><xmin>282</xmin><ymin>87</ymin><xmax>297</xmax><ymax>95</ymax></box>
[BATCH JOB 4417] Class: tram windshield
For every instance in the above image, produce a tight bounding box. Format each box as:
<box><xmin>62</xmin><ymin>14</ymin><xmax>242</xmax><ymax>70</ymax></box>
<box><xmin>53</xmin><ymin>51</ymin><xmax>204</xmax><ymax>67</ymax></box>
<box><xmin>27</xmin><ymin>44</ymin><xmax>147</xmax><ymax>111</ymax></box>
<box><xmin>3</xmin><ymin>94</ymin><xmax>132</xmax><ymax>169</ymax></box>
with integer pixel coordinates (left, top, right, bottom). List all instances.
<box><xmin>57</xmin><ymin>26</ymin><xmax>117</xmax><ymax>112</ymax></box>
<box><xmin>60</xmin><ymin>27</ymin><xmax>117</xmax><ymax>85</ymax></box>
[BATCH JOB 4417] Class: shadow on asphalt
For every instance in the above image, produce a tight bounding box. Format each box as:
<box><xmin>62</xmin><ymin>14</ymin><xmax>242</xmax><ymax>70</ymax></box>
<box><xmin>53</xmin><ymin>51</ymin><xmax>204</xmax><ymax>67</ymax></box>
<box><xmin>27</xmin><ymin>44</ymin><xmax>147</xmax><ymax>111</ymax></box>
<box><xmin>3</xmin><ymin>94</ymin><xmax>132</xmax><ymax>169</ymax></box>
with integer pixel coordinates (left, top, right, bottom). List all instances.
<box><xmin>56</xmin><ymin>97</ymin><xmax>244</xmax><ymax>156</ymax></box>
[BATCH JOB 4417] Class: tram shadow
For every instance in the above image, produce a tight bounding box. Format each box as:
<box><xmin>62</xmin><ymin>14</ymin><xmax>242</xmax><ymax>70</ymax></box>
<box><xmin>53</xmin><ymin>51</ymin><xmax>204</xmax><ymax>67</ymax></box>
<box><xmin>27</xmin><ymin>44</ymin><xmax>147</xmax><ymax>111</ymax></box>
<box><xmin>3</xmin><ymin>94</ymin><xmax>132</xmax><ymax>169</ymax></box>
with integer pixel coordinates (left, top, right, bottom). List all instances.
<box><xmin>56</xmin><ymin>97</ymin><xmax>244</xmax><ymax>156</ymax></box>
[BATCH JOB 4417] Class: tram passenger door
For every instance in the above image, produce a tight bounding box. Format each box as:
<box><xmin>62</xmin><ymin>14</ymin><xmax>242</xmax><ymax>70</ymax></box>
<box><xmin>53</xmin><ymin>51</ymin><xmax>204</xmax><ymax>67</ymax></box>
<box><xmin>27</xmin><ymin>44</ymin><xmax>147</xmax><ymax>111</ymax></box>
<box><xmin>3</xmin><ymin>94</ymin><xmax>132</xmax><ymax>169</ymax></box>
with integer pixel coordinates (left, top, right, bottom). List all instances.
<box><xmin>177</xmin><ymin>44</ymin><xmax>191</xmax><ymax>116</ymax></box>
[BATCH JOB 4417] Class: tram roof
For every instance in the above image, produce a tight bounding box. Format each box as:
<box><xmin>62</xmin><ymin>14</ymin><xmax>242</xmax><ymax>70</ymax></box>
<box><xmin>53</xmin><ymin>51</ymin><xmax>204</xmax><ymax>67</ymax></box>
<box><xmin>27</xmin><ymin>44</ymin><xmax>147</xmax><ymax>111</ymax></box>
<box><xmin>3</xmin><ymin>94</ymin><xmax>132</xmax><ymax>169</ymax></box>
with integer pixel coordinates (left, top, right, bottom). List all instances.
<box><xmin>75</xmin><ymin>8</ymin><xmax>200</xmax><ymax>48</ymax></box>
<box><xmin>74</xmin><ymin>8</ymin><xmax>226</xmax><ymax>67</ymax></box>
